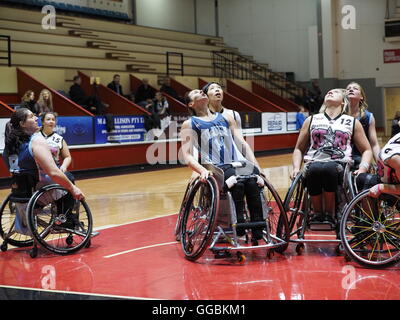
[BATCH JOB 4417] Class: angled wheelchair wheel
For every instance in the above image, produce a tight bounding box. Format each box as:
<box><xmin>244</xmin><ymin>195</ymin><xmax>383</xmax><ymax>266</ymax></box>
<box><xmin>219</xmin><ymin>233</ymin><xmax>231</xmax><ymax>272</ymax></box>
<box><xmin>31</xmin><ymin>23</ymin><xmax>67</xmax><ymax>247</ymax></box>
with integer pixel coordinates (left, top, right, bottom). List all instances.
<box><xmin>340</xmin><ymin>190</ymin><xmax>400</xmax><ymax>268</ymax></box>
<box><xmin>283</xmin><ymin>173</ymin><xmax>307</xmax><ymax>236</ymax></box>
<box><xmin>26</xmin><ymin>185</ymin><xmax>93</xmax><ymax>256</ymax></box>
<box><xmin>180</xmin><ymin>176</ymin><xmax>219</xmax><ymax>261</ymax></box>
<box><xmin>263</xmin><ymin>177</ymin><xmax>290</xmax><ymax>253</ymax></box>
<box><xmin>175</xmin><ymin>178</ymin><xmax>198</xmax><ymax>241</ymax></box>
<box><xmin>0</xmin><ymin>194</ymin><xmax>33</xmax><ymax>249</ymax></box>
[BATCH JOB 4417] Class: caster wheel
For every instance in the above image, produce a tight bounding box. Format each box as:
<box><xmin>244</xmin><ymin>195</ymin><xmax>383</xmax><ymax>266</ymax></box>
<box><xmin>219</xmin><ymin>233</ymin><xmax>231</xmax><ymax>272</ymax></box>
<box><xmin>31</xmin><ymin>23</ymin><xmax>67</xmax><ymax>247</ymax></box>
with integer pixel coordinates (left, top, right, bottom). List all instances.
<box><xmin>85</xmin><ymin>239</ymin><xmax>91</xmax><ymax>248</ymax></box>
<box><xmin>237</xmin><ymin>252</ymin><xmax>246</xmax><ymax>264</ymax></box>
<box><xmin>344</xmin><ymin>254</ymin><xmax>351</xmax><ymax>262</ymax></box>
<box><xmin>295</xmin><ymin>243</ymin><xmax>305</xmax><ymax>255</ymax></box>
<box><xmin>66</xmin><ymin>235</ymin><xmax>73</xmax><ymax>246</ymax></box>
<box><xmin>30</xmin><ymin>247</ymin><xmax>38</xmax><ymax>258</ymax></box>
<box><xmin>1</xmin><ymin>242</ymin><xmax>7</xmax><ymax>252</ymax></box>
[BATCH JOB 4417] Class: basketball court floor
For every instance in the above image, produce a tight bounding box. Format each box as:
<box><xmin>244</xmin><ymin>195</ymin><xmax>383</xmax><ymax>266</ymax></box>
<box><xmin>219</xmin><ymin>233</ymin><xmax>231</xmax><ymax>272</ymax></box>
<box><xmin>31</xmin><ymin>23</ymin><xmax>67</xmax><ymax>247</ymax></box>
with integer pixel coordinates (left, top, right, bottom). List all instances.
<box><xmin>0</xmin><ymin>153</ymin><xmax>400</xmax><ymax>300</ymax></box>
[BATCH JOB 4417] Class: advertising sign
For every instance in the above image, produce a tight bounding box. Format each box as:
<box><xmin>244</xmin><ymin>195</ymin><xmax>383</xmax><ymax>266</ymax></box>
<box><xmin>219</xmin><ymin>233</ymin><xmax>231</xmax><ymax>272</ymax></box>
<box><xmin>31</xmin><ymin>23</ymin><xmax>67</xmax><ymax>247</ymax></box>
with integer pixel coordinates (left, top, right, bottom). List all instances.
<box><xmin>261</xmin><ymin>113</ymin><xmax>287</xmax><ymax>134</ymax></box>
<box><xmin>94</xmin><ymin>115</ymin><xmax>145</xmax><ymax>143</ymax></box>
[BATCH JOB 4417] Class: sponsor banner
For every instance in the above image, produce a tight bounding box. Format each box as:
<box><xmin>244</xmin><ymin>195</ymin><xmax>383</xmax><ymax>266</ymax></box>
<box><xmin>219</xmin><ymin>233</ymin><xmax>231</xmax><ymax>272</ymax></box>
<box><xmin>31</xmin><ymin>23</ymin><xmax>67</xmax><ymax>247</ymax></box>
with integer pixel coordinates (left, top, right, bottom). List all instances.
<box><xmin>38</xmin><ymin>116</ymin><xmax>95</xmax><ymax>145</ymax></box>
<box><xmin>94</xmin><ymin>115</ymin><xmax>145</xmax><ymax>143</ymax></box>
<box><xmin>239</xmin><ymin>112</ymin><xmax>262</xmax><ymax>134</ymax></box>
<box><xmin>170</xmin><ymin>114</ymin><xmax>189</xmax><ymax>138</ymax></box>
<box><xmin>261</xmin><ymin>113</ymin><xmax>287</xmax><ymax>134</ymax></box>
<box><xmin>384</xmin><ymin>49</ymin><xmax>400</xmax><ymax>64</ymax></box>
<box><xmin>287</xmin><ymin>112</ymin><xmax>298</xmax><ymax>131</ymax></box>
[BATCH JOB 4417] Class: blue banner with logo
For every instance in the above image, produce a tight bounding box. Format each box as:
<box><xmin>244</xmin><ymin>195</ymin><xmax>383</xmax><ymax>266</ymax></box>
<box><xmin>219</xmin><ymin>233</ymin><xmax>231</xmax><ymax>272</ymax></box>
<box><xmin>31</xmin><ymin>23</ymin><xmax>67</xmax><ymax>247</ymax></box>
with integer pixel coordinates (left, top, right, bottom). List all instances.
<box><xmin>38</xmin><ymin>116</ymin><xmax>95</xmax><ymax>145</ymax></box>
<box><xmin>94</xmin><ymin>115</ymin><xmax>145</xmax><ymax>143</ymax></box>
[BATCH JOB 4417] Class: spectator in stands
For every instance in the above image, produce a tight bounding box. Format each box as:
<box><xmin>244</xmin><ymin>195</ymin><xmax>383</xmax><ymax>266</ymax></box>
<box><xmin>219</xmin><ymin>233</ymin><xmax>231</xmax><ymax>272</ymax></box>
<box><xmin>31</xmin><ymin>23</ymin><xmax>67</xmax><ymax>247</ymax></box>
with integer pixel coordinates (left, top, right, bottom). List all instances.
<box><xmin>69</xmin><ymin>75</ymin><xmax>107</xmax><ymax>115</ymax></box>
<box><xmin>391</xmin><ymin>111</ymin><xmax>400</xmax><ymax>138</ymax></box>
<box><xmin>296</xmin><ymin>105</ymin><xmax>309</xmax><ymax>130</ymax></box>
<box><xmin>107</xmin><ymin>74</ymin><xmax>124</xmax><ymax>96</ymax></box>
<box><xmin>153</xmin><ymin>92</ymin><xmax>170</xmax><ymax>131</ymax></box>
<box><xmin>160</xmin><ymin>76</ymin><xmax>185</xmax><ymax>103</ymax></box>
<box><xmin>135</xmin><ymin>78</ymin><xmax>155</xmax><ymax>108</ymax></box>
<box><xmin>20</xmin><ymin>90</ymin><xmax>38</xmax><ymax>115</ymax></box>
<box><xmin>36</xmin><ymin>89</ymin><xmax>54</xmax><ymax>115</ymax></box>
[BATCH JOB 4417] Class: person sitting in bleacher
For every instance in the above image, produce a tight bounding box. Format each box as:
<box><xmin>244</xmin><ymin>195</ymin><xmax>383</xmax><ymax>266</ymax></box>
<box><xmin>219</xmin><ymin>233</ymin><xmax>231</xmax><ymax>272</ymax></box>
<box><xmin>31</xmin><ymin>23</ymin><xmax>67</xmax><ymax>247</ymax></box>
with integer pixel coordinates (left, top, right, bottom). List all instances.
<box><xmin>36</xmin><ymin>89</ymin><xmax>54</xmax><ymax>115</ymax></box>
<box><xmin>69</xmin><ymin>75</ymin><xmax>107</xmax><ymax>115</ymax></box>
<box><xmin>160</xmin><ymin>77</ymin><xmax>185</xmax><ymax>104</ymax></box>
<box><xmin>107</xmin><ymin>74</ymin><xmax>124</xmax><ymax>96</ymax></box>
<box><xmin>135</xmin><ymin>78</ymin><xmax>155</xmax><ymax>108</ymax></box>
<box><xmin>20</xmin><ymin>90</ymin><xmax>38</xmax><ymax>115</ymax></box>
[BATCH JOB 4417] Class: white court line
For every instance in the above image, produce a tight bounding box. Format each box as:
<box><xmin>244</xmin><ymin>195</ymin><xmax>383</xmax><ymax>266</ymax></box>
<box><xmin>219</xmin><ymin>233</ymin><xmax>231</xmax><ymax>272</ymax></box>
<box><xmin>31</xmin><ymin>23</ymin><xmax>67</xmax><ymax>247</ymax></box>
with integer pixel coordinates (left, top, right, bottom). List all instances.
<box><xmin>0</xmin><ymin>284</ymin><xmax>159</xmax><ymax>300</ymax></box>
<box><xmin>93</xmin><ymin>212</ymin><xmax>178</xmax><ymax>231</ymax></box>
<box><xmin>104</xmin><ymin>241</ymin><xmax>177</xmax><ymax>259</ymax></box>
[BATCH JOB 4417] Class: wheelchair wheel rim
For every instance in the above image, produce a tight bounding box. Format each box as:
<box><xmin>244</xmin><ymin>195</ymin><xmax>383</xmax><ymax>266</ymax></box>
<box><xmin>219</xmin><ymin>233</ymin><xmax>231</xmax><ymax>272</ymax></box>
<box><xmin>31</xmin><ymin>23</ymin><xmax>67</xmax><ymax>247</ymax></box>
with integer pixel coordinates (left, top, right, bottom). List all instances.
<box><xmin>340</xmin><ymin>190</ymin><xmax>400</xmax><ymax>268</ymax></box>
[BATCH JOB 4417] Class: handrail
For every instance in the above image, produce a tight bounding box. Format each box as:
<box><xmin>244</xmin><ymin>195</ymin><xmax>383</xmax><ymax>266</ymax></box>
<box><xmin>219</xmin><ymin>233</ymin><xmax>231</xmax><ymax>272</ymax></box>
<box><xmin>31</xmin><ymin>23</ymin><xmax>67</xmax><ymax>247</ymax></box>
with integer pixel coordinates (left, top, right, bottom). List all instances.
<box><xmin>166</xmin><ymin>51</ymin><xmax>184</xmax><ymax>76</ymax></box>
<box><xmin>212</xmin><ymin>50</ymin><xmax>307</xmax><ymax>101</ymax></box>
<box><xmin>0</xmin><ymin>35</ymin><xmax>11</xmax><ymax>67</ymax></box>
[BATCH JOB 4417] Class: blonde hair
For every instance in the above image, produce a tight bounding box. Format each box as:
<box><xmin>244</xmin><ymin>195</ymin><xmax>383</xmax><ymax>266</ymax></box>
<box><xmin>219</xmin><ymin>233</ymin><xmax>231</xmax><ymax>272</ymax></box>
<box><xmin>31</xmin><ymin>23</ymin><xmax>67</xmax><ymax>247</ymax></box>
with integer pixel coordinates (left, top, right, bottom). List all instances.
<box><xmin>319</xmin><ymin>88</ymin><xmax>348</xmax><ymax>114</ymax></box>
<box><xmin>36</xmin><ymin>89</ymin><xmax>53</xmax><ymax>114</ymax></box>
<box><xmin>346</xmin><ymin>82</ymin><xmax>368</xmax><ymax>119</ymax></box>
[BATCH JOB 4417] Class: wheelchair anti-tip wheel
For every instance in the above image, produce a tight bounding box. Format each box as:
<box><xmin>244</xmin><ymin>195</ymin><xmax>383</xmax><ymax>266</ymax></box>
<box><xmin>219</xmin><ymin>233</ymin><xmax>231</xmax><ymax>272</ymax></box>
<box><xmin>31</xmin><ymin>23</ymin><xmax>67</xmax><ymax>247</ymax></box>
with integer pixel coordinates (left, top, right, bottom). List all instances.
<box><xmin>340</xmin><ymin>190</ymin><xmax>400</xmax><ymax>268</ymax></box>
<box><xmin>180</xmin><ymin>176</ymin><xmax>219</xmax><ymax>261</ymax></box>
<box><xmin>0</xmin><ymin>194</ymin><xmax>34</xmax><ymax>250</ymax></box>
<box><xmin>26</xmin><ymin>184</ymin><xmax>93</xmax><ymax>256</ymax></box>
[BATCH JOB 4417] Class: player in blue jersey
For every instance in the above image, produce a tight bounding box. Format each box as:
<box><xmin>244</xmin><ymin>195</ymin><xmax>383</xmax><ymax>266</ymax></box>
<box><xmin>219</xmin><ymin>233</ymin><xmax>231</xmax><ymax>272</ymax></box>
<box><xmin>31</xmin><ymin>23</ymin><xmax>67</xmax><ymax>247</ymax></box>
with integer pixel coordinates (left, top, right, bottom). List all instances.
<box><xmin>181</xmin><ymin>89</ymin><xmax>265</xmax><ymax>240</ymax></box>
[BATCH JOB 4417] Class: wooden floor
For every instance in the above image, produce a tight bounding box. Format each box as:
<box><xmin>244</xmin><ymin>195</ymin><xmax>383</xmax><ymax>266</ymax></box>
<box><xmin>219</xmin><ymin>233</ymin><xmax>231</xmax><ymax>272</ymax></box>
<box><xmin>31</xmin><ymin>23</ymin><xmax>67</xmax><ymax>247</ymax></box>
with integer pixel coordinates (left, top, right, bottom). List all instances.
<box><xmin>0</xmin><ymin>153</ymin><xmax>293</xmax><ymax>231</ymax></box>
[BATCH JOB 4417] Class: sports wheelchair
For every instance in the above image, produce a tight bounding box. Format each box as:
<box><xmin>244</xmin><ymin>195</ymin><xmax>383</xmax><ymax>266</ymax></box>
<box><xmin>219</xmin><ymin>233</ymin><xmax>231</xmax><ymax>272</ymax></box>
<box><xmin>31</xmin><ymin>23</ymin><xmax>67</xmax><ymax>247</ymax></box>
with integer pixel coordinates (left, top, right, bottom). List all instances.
<box><xmin>0</xmin><ymin>174</ymin><xmax>93</xmax><ymax>258</ymax></box>
<box><xmin>340</xmin><ymin>187</ymin><xmax>400</xmax><ymax>268</ymax></box>
<box><xmin>283</xmin><ymin>161</ymin><xmax>356</xmax><ymax>255</ymax></box>
<box><xmin>175</xmin><ymin>164</ymin><xmax>290</xmax><ymax>263</ymax></box>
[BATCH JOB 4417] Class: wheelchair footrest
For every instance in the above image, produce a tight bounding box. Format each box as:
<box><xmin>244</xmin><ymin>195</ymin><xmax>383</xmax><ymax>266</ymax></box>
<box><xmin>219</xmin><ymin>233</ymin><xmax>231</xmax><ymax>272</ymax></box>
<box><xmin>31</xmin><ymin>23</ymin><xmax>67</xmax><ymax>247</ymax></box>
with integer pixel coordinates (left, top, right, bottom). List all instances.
<box><xmin>236</xmin><ymin>221</ymin><xmax>266</xmax><ymax>229</ymax></box>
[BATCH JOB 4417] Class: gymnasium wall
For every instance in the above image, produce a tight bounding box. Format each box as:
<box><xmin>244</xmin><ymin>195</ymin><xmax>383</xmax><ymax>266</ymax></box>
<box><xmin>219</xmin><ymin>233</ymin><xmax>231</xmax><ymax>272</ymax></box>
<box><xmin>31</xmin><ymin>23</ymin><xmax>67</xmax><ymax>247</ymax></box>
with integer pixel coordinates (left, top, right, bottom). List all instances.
<box><xmin>135</xmin><ymin>0</ymin><xmax>216</xmax><ymax>36</ymax></box>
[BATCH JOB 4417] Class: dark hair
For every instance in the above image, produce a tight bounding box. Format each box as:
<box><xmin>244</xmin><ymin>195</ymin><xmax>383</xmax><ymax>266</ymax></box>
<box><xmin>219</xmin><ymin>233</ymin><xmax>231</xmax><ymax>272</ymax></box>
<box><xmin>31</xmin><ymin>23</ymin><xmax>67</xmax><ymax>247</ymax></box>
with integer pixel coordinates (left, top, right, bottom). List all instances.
<box><xmin>5</xmin><ymin>108</ymin><xmax>32</xmax><ymax>155</ymax></box>
<box><xmin>73</xmin><ymin>75</ymin><xmax>80</xmax><ymax>82</ymax></box>
<box><xmin>201</xmin><ymin>82</ymin><xmax>220</xmax><ymax>95</ymax></box>
<box><xmin>41</xmin><ymin>111</ymin><xmax>58</xmax><ymax>122</ymax></box>
<box><xmin>184</xmin><ymin>92</ymin><xmax>195</xmax><ymax>116</ymax></box>
<box><xmin>113</xmin><ymin>74</ymin><xmax>120</xmax><ymax>79</ymax></box>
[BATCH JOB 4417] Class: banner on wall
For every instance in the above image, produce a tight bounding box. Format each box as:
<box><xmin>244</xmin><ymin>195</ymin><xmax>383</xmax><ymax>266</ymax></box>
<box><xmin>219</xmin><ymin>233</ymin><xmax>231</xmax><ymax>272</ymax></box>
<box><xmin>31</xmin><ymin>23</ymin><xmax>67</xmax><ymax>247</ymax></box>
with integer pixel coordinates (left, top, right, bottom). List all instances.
<box><xmin>38</xmin><ymin>116</ymin><xmax>95</xmax><ymax>146</ymax></box>
<box><xmin>287</xmin><ymin>112</ymin><xmax>298</xmax><ymax>131</ymax></box>
<box><xmin>261</xmin><ymin>113</ymin><xmax>287</xmax><ymax>134</ymax></box>
<box><xmin>94</xmin><ymin>115</ymin><xmax>145</xmax><ymax>143</ymax></box>
<box><xmin>384</xmin><ymin>49</ymin><xmax>400</xmax><ymax>64</ymax></box>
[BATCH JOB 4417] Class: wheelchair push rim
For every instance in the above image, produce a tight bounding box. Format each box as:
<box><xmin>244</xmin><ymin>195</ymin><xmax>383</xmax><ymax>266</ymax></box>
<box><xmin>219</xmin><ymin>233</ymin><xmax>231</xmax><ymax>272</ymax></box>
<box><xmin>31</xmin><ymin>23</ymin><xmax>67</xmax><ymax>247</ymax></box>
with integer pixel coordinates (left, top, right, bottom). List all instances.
<box><xmin>340</xmin><ymin>189</ymin><xmax>400</xmax><ymax>268</ymax></box>
<box><xmin>180</xmin><ymin>176</ymin><xmax>219</xmax><ymax>261</ymax></box>
<box><xmin>0</xmin><ymin>194</ymin><xmax>34</xmax><ymax>248</ymax></box>
<box><xmin>26</xmin><ymin>185</ymin><xmax>93</xmax><ymax>256</ymax></box>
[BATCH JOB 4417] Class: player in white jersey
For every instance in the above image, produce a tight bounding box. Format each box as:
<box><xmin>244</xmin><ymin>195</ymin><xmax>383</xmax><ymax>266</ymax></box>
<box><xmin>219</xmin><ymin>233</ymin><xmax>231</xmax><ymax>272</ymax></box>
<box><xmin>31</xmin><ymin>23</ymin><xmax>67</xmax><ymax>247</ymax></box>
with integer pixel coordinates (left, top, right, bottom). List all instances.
<box><xmin>40</xmin><ymin>112</ymin><xmax>74</xmax><ymax>182</ymax></box>
<box><xmin>292</xmin><ymin>88</ymin><xmax>372</xmax><ymax>224</ymax></box>
<box><xmin>181</xmin><ymin>89</ymin><xmax>265</xmax><ymax>240</ymax></box>
<box><xmin>369</xmin><ymin>132</ymin><xmax>400</xmax><ymax>197</ymax></box>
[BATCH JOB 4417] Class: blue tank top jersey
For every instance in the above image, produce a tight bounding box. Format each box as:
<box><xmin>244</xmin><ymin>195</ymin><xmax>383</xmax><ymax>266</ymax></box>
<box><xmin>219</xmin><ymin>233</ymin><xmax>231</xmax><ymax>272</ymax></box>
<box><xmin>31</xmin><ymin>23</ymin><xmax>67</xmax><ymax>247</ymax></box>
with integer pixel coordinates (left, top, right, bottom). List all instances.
<box><xmin>4</xmin><ymin>133</ymin><xmax>41</xmax><ymax>178</ymax></box>
<box><xmin>190</xmin><ymin>113</ymin><xmax>246</xmax><ymax>166</ymax></box>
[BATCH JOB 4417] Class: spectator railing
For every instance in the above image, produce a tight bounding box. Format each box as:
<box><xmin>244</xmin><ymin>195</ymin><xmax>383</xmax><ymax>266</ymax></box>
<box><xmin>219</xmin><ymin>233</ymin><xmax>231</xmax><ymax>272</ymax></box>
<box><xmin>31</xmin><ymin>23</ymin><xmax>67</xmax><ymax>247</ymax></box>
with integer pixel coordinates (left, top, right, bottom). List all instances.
<box><xmin>0</xmin><ymin>35</ymin><xmax>11</xmax><ymax>67</ymax></box>
<box><xmin>212</xmin><ymin>50</ymin><xmax>307</xmax><ymax>102</ymax></box>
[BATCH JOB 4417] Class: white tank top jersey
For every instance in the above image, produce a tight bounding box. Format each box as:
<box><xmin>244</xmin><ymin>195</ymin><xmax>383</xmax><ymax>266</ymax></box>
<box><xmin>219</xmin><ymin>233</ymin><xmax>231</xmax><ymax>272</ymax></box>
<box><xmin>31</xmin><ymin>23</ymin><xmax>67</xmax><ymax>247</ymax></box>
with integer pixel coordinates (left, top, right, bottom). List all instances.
<box><xmin>41</xmin><ymin>131</ymin><xmax>64</xmax><ymax>165</ymax></box>
<box><xmin>377</xmin><ymin>132</ymin><xmax>400</xmax><ymax>184</ymax></box>
<box><xmin>304</xmin><ymin>112</ymin><xmax>355</xmax><ymax>163</ymax></box>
